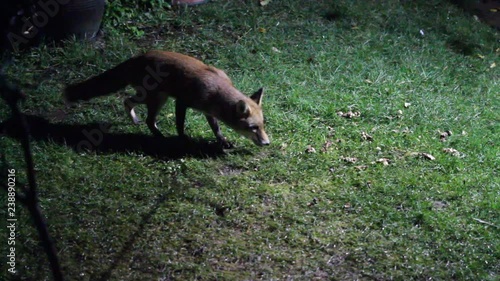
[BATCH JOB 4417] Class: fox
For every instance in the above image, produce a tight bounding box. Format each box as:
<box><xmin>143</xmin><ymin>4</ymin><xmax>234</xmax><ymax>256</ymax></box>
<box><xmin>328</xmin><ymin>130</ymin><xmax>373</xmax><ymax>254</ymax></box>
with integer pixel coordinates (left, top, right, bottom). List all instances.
<box><xmin>64</xmin><ymin>50</ymin><xmax>270</xmax><ymax>148</ymax></box>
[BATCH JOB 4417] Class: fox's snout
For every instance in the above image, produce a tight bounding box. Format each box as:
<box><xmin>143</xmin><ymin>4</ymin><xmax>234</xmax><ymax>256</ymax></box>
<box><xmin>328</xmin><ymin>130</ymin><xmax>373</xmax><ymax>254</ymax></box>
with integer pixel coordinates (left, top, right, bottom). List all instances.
<box><xmin>252</xmin><ymin>131</ymin><xmax>270</xmax><ymax>146</ymax></box>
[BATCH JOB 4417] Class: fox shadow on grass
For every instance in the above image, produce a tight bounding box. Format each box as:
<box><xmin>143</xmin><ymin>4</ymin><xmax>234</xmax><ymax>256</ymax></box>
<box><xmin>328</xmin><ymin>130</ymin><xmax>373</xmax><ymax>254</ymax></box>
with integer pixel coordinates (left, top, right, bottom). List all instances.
<box><xmin>1</xmin><ymin>114</ymin><xmax>238</xmax><ymax>279</ymax></box>
<box><xmin>0</xmin><ymin>114</ymin><xmax>241</xmax><ymax>159</ymax></box>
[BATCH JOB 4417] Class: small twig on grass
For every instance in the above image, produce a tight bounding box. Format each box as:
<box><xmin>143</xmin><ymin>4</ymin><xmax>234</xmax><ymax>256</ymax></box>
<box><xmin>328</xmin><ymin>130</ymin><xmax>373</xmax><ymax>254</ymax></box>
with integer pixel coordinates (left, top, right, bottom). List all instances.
<box><xmin>472</xmin><ymin>218</ymin><xmax>498</xmax><ymax>228</ymax></box>
<box><xmin>0</xmin><ymin>74</ymin><xmax>64</xmax><ymax>281</ymax></box>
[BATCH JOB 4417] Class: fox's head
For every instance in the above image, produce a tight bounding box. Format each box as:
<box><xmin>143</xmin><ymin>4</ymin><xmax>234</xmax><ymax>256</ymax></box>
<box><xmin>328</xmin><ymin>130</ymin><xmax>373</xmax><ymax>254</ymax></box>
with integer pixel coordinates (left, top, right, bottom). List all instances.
<box><xmin>231</xmin><ymin>88</ymin><xmax>270</xmax><ymax>146</ymax></box>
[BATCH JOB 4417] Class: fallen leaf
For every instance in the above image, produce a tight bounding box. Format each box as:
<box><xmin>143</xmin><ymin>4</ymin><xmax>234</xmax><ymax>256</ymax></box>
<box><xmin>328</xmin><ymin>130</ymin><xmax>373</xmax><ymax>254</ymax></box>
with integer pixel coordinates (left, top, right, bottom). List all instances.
<box><xmin>341</xmin><ymin>156</ymin><xmax>358</xmax><ymax>163</ymax></box>
<box><xmin>355</xmin><ymin>165</ymin><xmax>368</xmax><ymax>170</ymax></box>
<box><xmin>361</xmin><ymin>131</ymin><xmax>373</xmax><ymax>141</ymax></box>
<box><xmin>439</xmin><ymin>130</ymin><xmax>453</xmax><ymax>142</ymax></box>
<box><xmin>321</xmin><ymin>140</ymin><xmax>333</xmax><ymax>152</ymax></box>
<box><xmin>258</xmin><ymin>27</ymin><xmax>267</xmax><ymax>33</ymax></box>
<box><xmin>337</xmin><ymin>111</ymin><xmax>360</xmax><ymax>118</ymax></box>
<box><xmin>376</xmin><ymin>158</ymin><xmax>391</xmax><ymax>165</ymax></box>
<box><xmin>259</xmin><ymin>0</ymin><xmax>271</xmax><ymax>6</ymax></box>
<box><xmin>404</xmin><ymin>102</ymin><xmax>411</xmax><ymax>108</ymax></box>
<box><xmin>477</xmin><ymin>54</ymin><xmax>485</xmax><ymax>59</ymax></box>
<box><xmin>443</xmin><ymin>148</ymin><xmax>462</xmax><ymax>157</ymax></box>
<box><xmin>420</xmin><ymin>153</ymin><xmax>435</xmax><ymax>161</ymax></box>
<box><xmin>490</xmin><ymin>62</ymin><xmax>496</xmax><ymax>68</ymax></box>
<box><xmin>327</xmin><ymin>126</ymin><xmax>335</xmax><ymax>137</ymax></box>
<box><xmin>307</xmin><ymin>198</ymin><xmax>318</xmax><ymax>207</ymax></box>
<box><xmin>271</xmin><ymin>46</ymin><xmax>281</xmax><ymax>53</ymax></box>
<box><xmin>490</xmin><ymin>8</ymin><xmax>498</xmax><ymax>12</ymax></box>
<box><xmin>306</xmin><ymin>145</ymin><xmax>316</xmax><ymax>153</ymax></box>
<box><xmin>364</xmin><ymin>79</ymin><xmax>373</xmax><ymax>84</ymax></box>
<box><xmin>432</xmin><ymin>201</ymin><xmax>448</xmax><ymax>210</ymax></box>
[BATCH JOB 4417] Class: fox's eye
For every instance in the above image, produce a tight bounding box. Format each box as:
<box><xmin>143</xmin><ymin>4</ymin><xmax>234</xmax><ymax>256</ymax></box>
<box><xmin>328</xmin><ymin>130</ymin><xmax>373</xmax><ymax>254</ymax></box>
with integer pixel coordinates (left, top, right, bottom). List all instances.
<box><xmin>249</xmin><ymin>125</ymin><xmax>258</xmax><ymax>131</ymax></box>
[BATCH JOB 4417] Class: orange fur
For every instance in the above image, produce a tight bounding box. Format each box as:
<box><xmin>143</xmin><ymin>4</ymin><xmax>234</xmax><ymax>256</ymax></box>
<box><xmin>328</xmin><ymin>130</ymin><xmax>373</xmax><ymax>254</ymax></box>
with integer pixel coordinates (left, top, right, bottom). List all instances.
<box><xmin>64</xmin><ymin>51</ymin><xmax>269</xmax><ymax>147</ymax></box>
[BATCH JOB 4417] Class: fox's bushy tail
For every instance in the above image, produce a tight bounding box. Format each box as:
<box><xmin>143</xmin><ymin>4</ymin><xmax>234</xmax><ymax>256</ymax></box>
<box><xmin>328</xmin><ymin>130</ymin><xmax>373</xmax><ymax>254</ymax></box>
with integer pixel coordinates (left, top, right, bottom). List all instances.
<box><xmin>64</xmin><ymin>56</ymin><xmax>143</xmax><ymax>103</ymax></box>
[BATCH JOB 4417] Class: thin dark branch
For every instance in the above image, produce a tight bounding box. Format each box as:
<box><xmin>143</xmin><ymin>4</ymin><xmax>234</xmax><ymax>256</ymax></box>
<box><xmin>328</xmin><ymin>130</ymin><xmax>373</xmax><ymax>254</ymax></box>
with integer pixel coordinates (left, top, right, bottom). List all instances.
<box><xmin>1</xmin><ymin>74</ymin><xmax>64</xmax><ymax>281</ymax></box>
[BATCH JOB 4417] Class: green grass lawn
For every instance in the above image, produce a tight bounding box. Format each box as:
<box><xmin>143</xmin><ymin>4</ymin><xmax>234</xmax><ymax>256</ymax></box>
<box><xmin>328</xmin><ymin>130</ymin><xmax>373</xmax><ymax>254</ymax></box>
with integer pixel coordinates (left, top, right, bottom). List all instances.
<box><xmin>1</xmin><ymin>0</ymin><xmax>499</xmax><ymax>280</ymax></box>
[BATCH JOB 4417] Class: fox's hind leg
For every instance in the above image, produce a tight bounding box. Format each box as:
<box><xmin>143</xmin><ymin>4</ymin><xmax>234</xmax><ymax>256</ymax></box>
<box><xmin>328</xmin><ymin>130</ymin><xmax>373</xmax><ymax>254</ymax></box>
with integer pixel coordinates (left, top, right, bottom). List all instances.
<box><xmin>124</xmin><ymin>97</ymin><xmax>141</xmax><ymax>124</ymax></box>
<box><xmin>124</xmin><ymin>89</ymin><xmax>148</xmax><ymax>124</ymax></box>
<box><xmin>145</xmin><ymin>92</ymin><xmax>168</xmax><ymax>137</ymax></box>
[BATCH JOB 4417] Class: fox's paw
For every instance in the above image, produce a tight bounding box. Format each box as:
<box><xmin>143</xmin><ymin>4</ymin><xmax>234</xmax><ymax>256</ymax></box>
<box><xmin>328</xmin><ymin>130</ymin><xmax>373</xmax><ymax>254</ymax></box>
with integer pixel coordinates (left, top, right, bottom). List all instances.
<box><xmin>218</xmin><ymin>139</ymin><xmax>234</xmax><ymax>149</ymax></box>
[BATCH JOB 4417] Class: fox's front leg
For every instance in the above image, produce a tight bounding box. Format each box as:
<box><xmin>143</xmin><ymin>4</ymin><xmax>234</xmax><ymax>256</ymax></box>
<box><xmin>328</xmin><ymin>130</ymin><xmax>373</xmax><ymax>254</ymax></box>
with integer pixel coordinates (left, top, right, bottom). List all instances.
<box><xmin>175</xmin><ymin>100</ymin><xmax>187</xmax><ymax>138</ymax></box>
<box><xmin>205</xmin><ymin>115</ymin><xmax>233</xmax><ymax>149</ymax></box>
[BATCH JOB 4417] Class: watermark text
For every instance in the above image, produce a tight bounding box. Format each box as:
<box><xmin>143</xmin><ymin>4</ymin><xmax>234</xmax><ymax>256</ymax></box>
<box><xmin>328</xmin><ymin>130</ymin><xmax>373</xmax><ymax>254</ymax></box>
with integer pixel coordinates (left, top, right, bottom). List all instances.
<box><xmin>6</xmin><ymin>169</ymin><xmax>17</xmax><ymax>274</ymax></box>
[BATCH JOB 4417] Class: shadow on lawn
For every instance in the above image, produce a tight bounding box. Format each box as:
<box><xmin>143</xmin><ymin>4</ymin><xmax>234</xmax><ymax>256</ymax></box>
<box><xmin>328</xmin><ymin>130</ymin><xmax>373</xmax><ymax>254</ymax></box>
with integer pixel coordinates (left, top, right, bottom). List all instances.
<box><xmin>96</xmin><ymin>193</ymin><xmax>168</xmax><ymax>281</ymax></box>
<box><xmin>0</xmin><ymin>114</ymin><xmax>233</xmax><ymax>160</ymax></box>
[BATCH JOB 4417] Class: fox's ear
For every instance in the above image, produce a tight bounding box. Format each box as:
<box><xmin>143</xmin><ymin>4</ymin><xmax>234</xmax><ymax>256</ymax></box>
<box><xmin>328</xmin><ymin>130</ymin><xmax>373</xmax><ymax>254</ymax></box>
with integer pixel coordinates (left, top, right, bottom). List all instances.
<box><xmin>236</xmin><ymin>100</ymin><xmax>250</xmax><ymax>116</ymax></box>
<box><xmin>250</xmin><ymin>87</ymin><xmax>264</xmax><ymax>106</ymax></box>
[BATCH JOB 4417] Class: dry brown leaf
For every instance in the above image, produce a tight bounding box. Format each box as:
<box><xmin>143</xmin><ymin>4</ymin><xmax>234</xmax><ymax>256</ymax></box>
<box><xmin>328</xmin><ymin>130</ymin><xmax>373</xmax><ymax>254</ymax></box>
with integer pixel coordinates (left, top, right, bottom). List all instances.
<box><xmin>401</xmin><ymin>128</ymin><xmax>413</xmax><ymax>134</ymax></box>
<box><xmin>327</xmin><ymin>126</ymin><xmax>335</xmax><ymax>137</ymax></box>
<box><xmin>355</xmin><ymin>165</ymin><xmax>368</xmax><ymax>171</ymax></box>
<box><xmin>439</xmin><ymin>130</ymin><xmax>453</xmax><ymax>142</ymax></box>
<box><xmin>307</xmin><ymin>198</ymin><xmax>318</xmax><ymax>207</ymax></box>
<box><xmin>321</xmin><ymin>140</ymin><xmax>333</xmax><ymax>152</ymax></box>
<box><xmin>432</xmin><ymin>201</ymin><xmax>448</xmax><ymax>210</ymax></box>
<box><xmin>305</xmin><ymin>145</ymin><xmax>316</xmax><ymax>153</ymax></box>
<box><xmin>443</xmin><ymin>148</ymin><xmax>462</xmax><ymax>157</ymax></box>
<box><xmin>337</xmin><ymin>111</ymin><xmax>360</xmax><ymax>118</ymax></box>
<box><xmin>259</xmin><ymin>0</ymin><xmax>271</xmax><ymax>6</ymax></box>
<box><xmin>420</xmin><ymin>153</ymin><xmax>435</xmax><ymax>161</ymax></box>
<box><xmin>258</xmin><ymin>27</ymin><xmax>267</xmax><ymax>33</ymax></box>
<box><xmin>376</xmin><ymin>158</ymin><xmax>391</xmax><ymax>165</ymax></box>
<box><xmin>361</xmin><ymin>131</ymin><xmax>373</xmax><ymax>141</ymax></box>
<box><xmin>341</xmin><ymin>156</ymin><xmax>358</xmax><ymax>163</ymax></box>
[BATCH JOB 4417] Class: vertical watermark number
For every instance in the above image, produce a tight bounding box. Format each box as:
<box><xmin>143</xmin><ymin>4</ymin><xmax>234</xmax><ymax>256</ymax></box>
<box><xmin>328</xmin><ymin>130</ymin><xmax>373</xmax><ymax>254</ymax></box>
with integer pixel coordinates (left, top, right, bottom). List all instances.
<box><xmin>6</xmin><ymin>169</ymin><xmax>16</xmax><ymax>274</ymax></box>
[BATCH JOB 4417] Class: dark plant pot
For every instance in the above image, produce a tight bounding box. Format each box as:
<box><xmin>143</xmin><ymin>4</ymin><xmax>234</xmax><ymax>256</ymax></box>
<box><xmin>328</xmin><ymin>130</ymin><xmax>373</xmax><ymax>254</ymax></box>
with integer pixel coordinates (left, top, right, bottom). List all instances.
<box><xmin>1</xmin><ymin>0</ymin><xmax>104</xmax><ymax>52</ymax></box>
<box><xmin>172</xmin><ymin>0</ymin><xmax>209</xmax><ymax>6</ymax></box>
<box><xmin>47</xmin><ymin>0</ymin><xmax>105</xmax><ymax>41</ymax></box>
